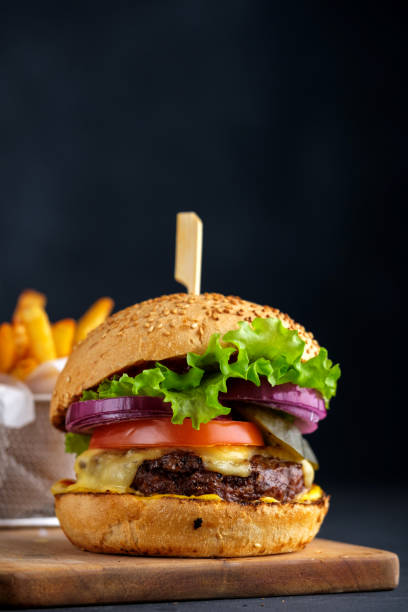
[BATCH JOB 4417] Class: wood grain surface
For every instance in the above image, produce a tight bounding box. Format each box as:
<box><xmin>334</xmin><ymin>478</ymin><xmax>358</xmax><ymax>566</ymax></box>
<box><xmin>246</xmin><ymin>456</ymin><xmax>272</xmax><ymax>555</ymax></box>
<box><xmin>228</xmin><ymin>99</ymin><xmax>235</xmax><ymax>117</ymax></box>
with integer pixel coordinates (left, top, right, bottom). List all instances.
<box><xmin>0</xmin><ymin>528</ymin><xmax>399</xmax><ymax>607</ymax></box>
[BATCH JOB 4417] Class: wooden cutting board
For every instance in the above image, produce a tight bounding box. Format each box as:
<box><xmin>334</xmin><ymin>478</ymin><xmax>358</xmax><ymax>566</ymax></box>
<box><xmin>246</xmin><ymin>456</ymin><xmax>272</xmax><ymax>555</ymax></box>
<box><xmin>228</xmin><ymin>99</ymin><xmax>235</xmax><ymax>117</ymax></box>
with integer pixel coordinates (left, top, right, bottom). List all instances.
<box><xmin>0</xmin><ymin>528</ymin><xmax>399</xmax><ymax>607</ymax></box>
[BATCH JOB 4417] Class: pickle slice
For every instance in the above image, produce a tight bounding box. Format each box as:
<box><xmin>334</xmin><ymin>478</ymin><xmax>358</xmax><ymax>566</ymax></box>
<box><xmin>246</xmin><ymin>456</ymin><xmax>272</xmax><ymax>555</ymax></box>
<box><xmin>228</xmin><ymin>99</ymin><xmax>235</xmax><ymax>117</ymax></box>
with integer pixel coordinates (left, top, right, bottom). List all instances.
<box><xmin>235</xmin><ymin>404</ymin><xmax>319</xmax><ymax>469</ymax></box>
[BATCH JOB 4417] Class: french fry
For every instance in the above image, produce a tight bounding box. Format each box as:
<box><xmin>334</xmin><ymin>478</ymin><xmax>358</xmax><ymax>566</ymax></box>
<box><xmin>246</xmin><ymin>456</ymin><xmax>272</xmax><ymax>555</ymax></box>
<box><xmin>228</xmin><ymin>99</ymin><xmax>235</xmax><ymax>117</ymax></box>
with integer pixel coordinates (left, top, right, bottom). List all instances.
<box><xmin>10</xmin><ymin>357</ymin><xmax>39</xmax><ymax>380</ymax></box>
<box><xmin>52</xmin><ymin>319</ymin><xmax>76</xmax><ymax>357</ymax></box>
<box><xmin>0</xmin><ymin>322</ymin><xmax>17</xmax><ymax>372</ymax></box>
<box><xmin>19</xmin><ymin>305</ymin><xmax>56</xmax><ymax>363</ymax></box>
<box><xmin>74</xmin><ymin>297</ymin><xmax>114</xmax><ymax>344</ymax></box>
<box><xmin>13</xmin><ymin>289</ymin><xmax>46</xmax><ymax>324</ymax></box>
<box><xmin>12</xmin><ymin>322</ymin><xmax>30</xmax><ymax>361</ymax></box>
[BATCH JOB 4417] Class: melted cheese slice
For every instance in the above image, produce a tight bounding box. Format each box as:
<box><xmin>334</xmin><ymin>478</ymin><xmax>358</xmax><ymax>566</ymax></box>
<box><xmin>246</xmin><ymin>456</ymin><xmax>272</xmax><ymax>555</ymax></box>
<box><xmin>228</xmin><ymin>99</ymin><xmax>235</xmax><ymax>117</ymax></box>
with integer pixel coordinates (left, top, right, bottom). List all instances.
<box><xmin>298</xmin><ymin>484</ymin><xmax>323</xmax><ymax>502</ymax></box>
<box><xmin>52</xmin><ymin>445</ymin><xmax>315</xmax><ymax>497</ymax></box>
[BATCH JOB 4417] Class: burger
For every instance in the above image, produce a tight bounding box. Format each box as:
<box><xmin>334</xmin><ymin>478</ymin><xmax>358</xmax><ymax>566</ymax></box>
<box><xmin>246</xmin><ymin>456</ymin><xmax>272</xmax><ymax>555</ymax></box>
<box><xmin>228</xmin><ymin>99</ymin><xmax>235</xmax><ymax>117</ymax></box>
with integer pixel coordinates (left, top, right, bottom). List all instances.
<box><xmin>50</xmin><ymin>293</ymin><xmax>340</xmax><ymax>557</ymax></box>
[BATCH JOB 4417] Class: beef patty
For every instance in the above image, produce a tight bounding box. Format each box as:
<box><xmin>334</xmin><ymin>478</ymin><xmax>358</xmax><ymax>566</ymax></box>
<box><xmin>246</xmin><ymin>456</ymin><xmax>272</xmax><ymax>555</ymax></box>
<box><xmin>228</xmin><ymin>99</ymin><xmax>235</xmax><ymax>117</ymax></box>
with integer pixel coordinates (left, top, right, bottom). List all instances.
<box><xmin>132</xmin><ymin>451</ymin><xmax>305</xmax><ymax>502</ymax></box>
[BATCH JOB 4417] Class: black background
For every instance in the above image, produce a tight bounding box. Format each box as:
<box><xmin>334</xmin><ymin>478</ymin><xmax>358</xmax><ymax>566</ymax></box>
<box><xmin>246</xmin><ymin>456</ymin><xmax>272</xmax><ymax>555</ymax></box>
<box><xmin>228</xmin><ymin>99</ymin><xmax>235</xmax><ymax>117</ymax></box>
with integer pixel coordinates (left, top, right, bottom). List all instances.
<box><xmin>0</xmin><ymin>2</ymin><xmax>405</xmax><ymax>489</ymax></box>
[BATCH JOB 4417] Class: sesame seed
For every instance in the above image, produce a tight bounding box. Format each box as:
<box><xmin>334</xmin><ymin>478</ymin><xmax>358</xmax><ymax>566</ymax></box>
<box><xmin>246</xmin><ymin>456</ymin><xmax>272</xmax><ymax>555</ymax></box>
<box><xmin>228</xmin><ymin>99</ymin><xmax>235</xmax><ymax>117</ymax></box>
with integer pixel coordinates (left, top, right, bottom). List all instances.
<box><xmin>148</xmin><ymin>326</ymin><xmax>154</xmax><ymax>332</ymax></box>
<box><xmin>191</xmin><ymin>322</ymin><xmax>198</xmax><ymax>329</ymax></box>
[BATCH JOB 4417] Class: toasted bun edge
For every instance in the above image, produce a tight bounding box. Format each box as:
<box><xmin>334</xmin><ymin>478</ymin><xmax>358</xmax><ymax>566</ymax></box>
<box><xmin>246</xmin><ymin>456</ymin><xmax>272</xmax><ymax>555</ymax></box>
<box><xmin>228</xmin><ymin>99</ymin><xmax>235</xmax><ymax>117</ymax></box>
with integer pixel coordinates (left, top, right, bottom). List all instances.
<box><xmin>55</xmin><ymin>492</ymin><xmax>329</xmax><ymax>557</ymax></box>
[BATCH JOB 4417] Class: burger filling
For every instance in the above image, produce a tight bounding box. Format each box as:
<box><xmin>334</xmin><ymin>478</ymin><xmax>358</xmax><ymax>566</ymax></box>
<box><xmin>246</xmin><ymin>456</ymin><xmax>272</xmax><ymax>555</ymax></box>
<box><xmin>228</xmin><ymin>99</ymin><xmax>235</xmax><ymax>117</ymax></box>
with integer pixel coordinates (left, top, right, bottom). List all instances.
<box><xmin>53</xmin><ymin>444</ymin><xmax>315</xmax><ymax>503</ymax></box>
<box><xmin>57</xmin><ymin>316</ymin><xmax>339</xmax><ymax>504</ymax></box>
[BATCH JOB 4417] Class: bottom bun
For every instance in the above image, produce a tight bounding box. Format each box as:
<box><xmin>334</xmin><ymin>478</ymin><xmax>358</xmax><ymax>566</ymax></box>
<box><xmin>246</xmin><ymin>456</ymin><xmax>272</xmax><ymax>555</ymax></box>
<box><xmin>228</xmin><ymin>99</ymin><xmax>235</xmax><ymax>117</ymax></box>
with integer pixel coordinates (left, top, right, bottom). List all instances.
<box><xmin>55</xmin><ymin>493</ymin><xmax>329</xmax><ymax>557</ymax></box>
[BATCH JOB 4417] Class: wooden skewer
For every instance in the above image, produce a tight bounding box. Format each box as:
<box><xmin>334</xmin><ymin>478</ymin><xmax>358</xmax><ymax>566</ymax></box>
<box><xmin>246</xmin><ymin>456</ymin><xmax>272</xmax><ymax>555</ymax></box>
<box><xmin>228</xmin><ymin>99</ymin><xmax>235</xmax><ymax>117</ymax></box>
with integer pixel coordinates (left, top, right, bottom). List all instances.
<box><xmin>174</xmin><ymin>212</ymin><xmax>203</xmax><ymax>295</ymax></box>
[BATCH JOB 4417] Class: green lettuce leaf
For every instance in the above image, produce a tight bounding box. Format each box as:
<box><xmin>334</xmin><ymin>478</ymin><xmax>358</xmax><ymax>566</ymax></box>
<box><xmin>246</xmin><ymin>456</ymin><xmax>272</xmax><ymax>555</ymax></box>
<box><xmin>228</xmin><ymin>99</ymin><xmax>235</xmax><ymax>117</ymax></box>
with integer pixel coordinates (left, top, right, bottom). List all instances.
<box><xmin>65</xmin><ymin>432</ymin><xmax>91</xmax><ymax>456</ymax></box>
<box><xmin>223</xmin><ymin>318</ymin><xmax>305</xmax><ymax>364</ymax></box>
<box><xmin>80</xmin><ymin>317</ymin><xmax>341</xmax><ymax>429</ymax></box>
<box><xmin>279</xmin><ymin>347</ymin><xmax>341</xmax><ymax>401</ymax></box>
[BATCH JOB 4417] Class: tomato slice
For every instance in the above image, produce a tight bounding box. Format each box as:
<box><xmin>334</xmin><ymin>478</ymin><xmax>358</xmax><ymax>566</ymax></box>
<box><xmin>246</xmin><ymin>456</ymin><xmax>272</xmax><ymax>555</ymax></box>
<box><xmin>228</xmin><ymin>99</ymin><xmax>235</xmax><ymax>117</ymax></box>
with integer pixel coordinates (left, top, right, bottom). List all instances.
<box><xmin>89</xmin><ymin>418</ymin><xmax>263</xmax><ymax>448</ymax></box>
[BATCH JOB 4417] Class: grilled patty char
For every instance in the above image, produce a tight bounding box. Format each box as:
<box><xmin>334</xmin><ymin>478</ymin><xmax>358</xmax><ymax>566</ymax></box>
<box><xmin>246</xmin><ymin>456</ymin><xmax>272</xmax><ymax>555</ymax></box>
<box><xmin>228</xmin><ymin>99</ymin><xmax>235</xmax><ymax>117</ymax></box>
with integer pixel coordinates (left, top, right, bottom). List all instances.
<box><xmin>132</xmin><ymin>451</ymin><xmax>304</xmax><ymax>502</ymax></box>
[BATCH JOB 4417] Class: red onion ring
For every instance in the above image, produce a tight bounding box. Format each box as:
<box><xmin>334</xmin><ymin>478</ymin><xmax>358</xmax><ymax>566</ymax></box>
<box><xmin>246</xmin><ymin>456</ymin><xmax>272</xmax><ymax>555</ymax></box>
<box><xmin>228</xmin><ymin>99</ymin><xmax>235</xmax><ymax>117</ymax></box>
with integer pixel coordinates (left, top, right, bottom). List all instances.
<box><xmin>66</xmin><ymin>396</ymin><xmax>230</xmax><ymax>433</ymax></box>
<box><xmin>66</xmin><ymin>396</ymin><xmax>173</xmax><ymax>433</ymax></box>
<box><xmin>220</xmin><ymin>380</ymin><xmax>326</xmax><ymax>433</ymax></box>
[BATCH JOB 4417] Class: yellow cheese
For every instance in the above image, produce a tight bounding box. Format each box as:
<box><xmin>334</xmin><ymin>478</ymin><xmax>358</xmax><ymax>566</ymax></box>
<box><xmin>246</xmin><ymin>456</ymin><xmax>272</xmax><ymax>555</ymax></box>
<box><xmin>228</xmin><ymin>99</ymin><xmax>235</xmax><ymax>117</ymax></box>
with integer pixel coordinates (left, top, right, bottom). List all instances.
<box><xmin>144</xmin><ymin>493</ymin><xmax>222</xmax><ymax>502</ymax></box>
<box><xmin>51</xmin><ymin>445</ymin><xmax>314</xmax><ymax>497</ymax></box>
<box><xmin>260</xmin><ymin>484</ymin><xmax>323</xmax><ymax>504</ymax></box>
<box><xmin>301</xmin><ymin>459</ymin><xmax>314</xmax><ymax>489</ymax></box>
<box><xmin>297</xmin><ymin>484</ymin><xmax>323</xmax><ymax>502</ymax></box>
<box><xmin>199</xmin><ymin>446</ymin><xmax>256</xmax><ymax>477</ymax></box>
<box><xmin>60</xmin><ymin>448</ymin><xmax>163</xmax><ymax>494</ymax></box>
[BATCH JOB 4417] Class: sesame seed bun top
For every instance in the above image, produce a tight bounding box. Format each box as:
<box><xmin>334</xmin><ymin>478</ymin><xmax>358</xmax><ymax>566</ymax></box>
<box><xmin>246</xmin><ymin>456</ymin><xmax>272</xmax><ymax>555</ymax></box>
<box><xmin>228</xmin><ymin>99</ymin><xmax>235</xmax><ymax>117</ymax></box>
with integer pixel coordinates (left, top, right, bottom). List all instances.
<box><xmin>50</xmin><ymin>293</ymin><xmax>320</xmax><ymax>431</ymax></box>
